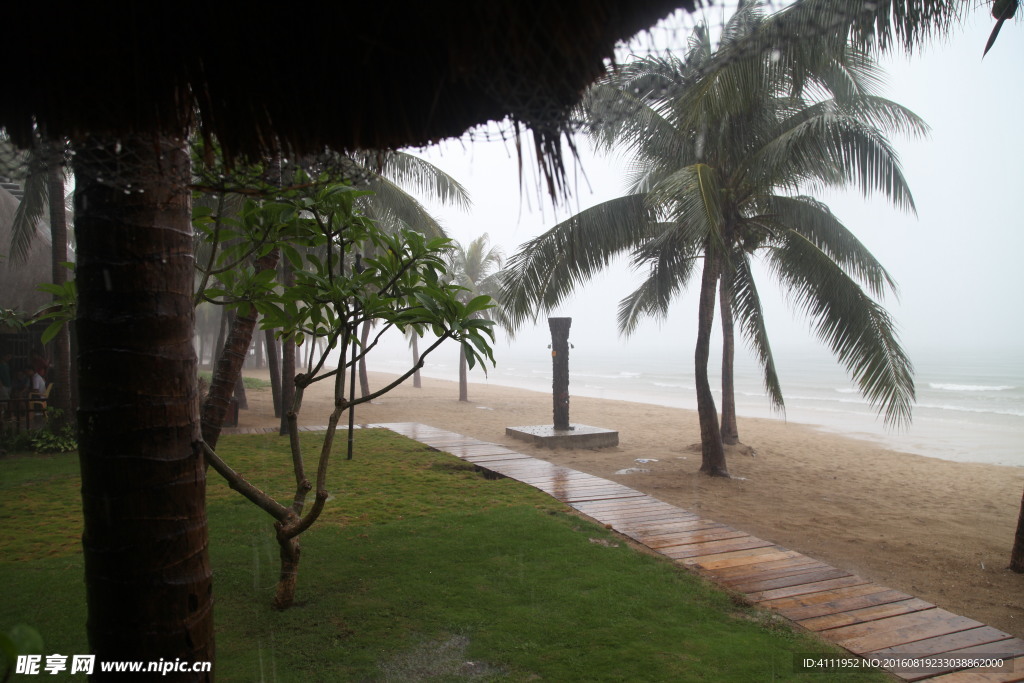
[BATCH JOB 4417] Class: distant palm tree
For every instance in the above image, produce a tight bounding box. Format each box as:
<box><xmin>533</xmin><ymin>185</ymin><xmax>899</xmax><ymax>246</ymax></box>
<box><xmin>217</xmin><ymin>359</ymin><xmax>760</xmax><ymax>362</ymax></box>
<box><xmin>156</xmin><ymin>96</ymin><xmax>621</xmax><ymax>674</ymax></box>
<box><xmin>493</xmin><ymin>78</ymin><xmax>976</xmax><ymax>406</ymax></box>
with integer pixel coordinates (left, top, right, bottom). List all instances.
<box><xmin>448</xmin><ymin>234</ymin><xmax>503</xmax><ymax>402</ymax></box>
<box><xmin>2</xmin><ymin>138</ymin><xmax>74</xmax><ymax>426</ymax></box>
<box><xmin>503</xmin><ymin>2</ymin><xmax>922</xmax><ymax>476</ymax></box>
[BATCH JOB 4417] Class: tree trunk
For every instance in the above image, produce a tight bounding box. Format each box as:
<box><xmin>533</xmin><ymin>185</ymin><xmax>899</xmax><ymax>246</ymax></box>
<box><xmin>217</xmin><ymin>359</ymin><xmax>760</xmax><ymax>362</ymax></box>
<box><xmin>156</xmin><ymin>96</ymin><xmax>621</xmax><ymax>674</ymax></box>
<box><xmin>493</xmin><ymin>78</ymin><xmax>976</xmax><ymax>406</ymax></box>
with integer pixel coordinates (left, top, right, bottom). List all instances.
<box><xmin>74</xmin><ymin>134</ymin><xmax>214</xmax><ymax>677</ymax></box>
<box><xmin>411</xmin><ymin>334</ymin><xmax>421</xmax><ymax>388</ymax></box>
<box><xmin>279</xmin><ymin>261</ymin><xmax>296</xmax><ymax>436</ymax></box>
<box><xmin>214</xmin><ymin>307</ymin><xmax>231</xmax><ymax>367</ymax></box>
<box><xmin>719</xmin><ymin>275</ymin><xmax>739</xmax><ymax>445</ymax></box>
<box><xmin>265</xmin><ymin>329</ymin><xmax>282</xmax><ymax>417</ymax></box>
<box><xmin>233</xmin><ymin>372</ymin><xmax>248</xmax><ymax>411</ymax></box>
<box><xmin>1011</xmin><ymin>485</ymin><xmax>1024</xmax><ymax>573</ymax></box>
<box><xmin>201</xmin><ymin>250</ymin><xmax>278</xmax><ymax>449</ymax></box>
<box><xmin>358</xmin><ymin>320</ymin><xmax>371</xmax><ymax>398</ymax></box>
<box><xmin>696</xmin><ymin>251</ymin><xmax>728</xmax><ymax>477</ymax></box>
<box><xmin>47</xmin><ymin>155</ymin><xmax>72</xmax><ymax>429</ymax></box>
<box><xmin>459</xmin><ymin>344</ymin><xmax>468</xmax><ymax>402</ymax></box>
<box><xmin>272</xmin><ymin>533</ymin><xmax>301</xmax><ymax>610</ymax></box>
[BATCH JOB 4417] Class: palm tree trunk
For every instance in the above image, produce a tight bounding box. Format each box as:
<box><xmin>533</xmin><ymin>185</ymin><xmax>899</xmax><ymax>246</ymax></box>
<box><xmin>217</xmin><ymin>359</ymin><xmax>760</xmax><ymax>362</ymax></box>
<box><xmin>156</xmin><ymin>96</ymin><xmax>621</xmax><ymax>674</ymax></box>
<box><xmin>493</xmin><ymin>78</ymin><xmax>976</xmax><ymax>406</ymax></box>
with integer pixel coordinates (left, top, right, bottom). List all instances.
<box><xmin>459</xmin><ymin>344</ymin><xmax>468</xmax><ymax>402</ymax></box>
<box><xmin>74</xmin><ymin>134</ymin><xmax>214</xmax><ymax>674</ymax></box>
<box><xmin>265</xmin><ymin>328</ymin><xmax>282</xmax><ymax>418</ymax></box>
<box><xmin>201</xmin><ymin>249</ymin><xmax>278</xmax><ymax>449</ymax></box>
<box><xmin>279</xmin><ymin>260</ymin><xmax>296</xmax><ymax>436</ymax></box>
<box><xmin>47</xmin><ymin>156</ymin><xmax>72</xmax><ymax>429</ymax></box>
<box><xmin>719</xmin><ymin>275</ymin><xmax>739</xmax><ymax>445</ymax></box>
<box><xmin>1011</xmin><ymin>486</ymin><xmax>1024</xmax><ymax>573</ymax></box>
<box><xmin>696</xmin><ymin>251</ymin><xmax>728</xmax><ymax>477</ymax></box>
<box><xmin>411</xmin><ymin>334</ymin><xmax>421</xmax><ymax>388</ymax></box>
<box><xmin>358</xmin><ymin>321</ymin><xmax>371</xmax><ymax>397</ymax></box>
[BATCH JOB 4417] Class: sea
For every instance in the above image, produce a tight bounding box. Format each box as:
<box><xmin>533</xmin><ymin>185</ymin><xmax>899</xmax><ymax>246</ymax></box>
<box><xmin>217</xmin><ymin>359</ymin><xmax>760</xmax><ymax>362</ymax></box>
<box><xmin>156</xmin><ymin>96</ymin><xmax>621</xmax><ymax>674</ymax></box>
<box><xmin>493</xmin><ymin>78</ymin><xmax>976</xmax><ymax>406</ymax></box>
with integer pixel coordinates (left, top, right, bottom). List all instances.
<box><xmin>372</xmin><ymin>341</ymin><xmax>1024</xmax><ymax>468</ymax></box>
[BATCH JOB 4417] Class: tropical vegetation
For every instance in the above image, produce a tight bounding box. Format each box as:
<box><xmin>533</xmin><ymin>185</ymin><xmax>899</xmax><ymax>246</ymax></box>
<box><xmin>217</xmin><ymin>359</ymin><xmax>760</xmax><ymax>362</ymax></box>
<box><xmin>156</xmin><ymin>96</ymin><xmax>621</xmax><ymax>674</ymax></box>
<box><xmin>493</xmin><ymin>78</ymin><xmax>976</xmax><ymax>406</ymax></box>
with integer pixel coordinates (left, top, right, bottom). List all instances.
<box><xmin>502</xmin><ymin>1</ymin><xmax>924</xmax><ymax>476</ymax></box>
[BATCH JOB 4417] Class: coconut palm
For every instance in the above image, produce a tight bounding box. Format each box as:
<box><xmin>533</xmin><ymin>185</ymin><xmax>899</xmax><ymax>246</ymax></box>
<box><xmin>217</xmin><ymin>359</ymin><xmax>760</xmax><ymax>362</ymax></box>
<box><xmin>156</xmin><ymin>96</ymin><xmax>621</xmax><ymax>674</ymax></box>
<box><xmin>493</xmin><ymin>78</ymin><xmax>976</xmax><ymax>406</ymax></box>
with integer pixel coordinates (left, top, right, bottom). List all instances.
<box><xmin>1</xmin><ymin>138</ymin><xmax>74</xmax><ymax>426</ymax></box>
<box><xmin>448</xmin><ymin>234</ymin><xmax>503</xmax><ymax>402</ymax></box>
<box><xmin>502</xmin><ymin>2</ymin><xmax>923</xmax><ymax>476</ymax></box>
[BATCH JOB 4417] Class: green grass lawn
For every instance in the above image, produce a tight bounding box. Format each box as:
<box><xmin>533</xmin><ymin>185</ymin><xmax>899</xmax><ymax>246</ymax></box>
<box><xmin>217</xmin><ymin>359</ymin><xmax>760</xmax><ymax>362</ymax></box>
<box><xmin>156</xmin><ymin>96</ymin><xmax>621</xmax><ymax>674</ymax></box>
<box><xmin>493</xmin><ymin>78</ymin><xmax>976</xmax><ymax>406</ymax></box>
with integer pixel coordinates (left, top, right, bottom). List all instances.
<box><xmin>0</xmin><ymin>430</ymin><xmax>888</xmax><ymax>681</ymax></box>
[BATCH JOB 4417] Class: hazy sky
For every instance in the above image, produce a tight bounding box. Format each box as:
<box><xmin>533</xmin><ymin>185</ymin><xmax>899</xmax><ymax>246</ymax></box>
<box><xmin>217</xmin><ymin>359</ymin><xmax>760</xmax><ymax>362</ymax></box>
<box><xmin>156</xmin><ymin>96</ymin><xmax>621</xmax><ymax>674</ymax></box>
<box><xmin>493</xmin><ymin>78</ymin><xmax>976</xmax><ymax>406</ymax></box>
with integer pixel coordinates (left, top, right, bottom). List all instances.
<box><xmin>386</xmin><ymin>7</ymin><xmax>1023</xmax><ymax>374</ymax></box>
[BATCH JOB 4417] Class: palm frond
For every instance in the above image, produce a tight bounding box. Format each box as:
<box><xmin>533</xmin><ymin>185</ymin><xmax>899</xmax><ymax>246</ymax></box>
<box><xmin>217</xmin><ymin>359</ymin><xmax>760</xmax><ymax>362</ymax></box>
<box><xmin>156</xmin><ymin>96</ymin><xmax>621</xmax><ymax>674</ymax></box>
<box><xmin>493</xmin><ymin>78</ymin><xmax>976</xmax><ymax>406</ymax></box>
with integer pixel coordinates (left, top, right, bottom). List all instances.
<box><xmin>501</xmin><ymin>195</ymin><xmax>659</xmax><ymax>332</ymax></box>
<box><xmin>745</xmin><ymin>106</ymin><xmax>919</xmax><ymax>214</ymax></box>
<box><xmin>617</xmin><ymin>223</ymin><xmax>701</xmax><ymax>335</ymax></box>
<box><xmin>766</xmin><ymin>229</ymin><xmax>915</xmax><ymax>428</ymax></box>
<box><xmin>9</xmin><ymin>159</ymin><xmax>49</xmax><ymax>264</ymax></box>
<box><xmin>752</xmin><ymin>194</ymin><xmax>898</xmax><ymax>298</ymax></box>
<box><xmin>729</xmin><ymin>251</ymin><xmax>784</xmax><ymax>412</ymax></box>
<box><xmin>369</xmin><ymin>150</ymin><xmax>471</xmax><ymax>212</ymax></box>
<box><xmin>358</xmin><ymin>174</ymin><xmax>447</xmax><ymax>238</ymax></box>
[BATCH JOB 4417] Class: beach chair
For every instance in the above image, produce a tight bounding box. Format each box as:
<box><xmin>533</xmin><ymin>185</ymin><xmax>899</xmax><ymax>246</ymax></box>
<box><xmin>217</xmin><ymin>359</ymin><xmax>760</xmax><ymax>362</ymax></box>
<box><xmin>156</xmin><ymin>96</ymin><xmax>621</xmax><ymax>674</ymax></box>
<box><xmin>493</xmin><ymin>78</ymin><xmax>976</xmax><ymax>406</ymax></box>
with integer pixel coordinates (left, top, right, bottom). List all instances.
<box><xmin>28</xmin><ymin>383</ymin><xmax>52</xmax><ymax>428</ymax></box>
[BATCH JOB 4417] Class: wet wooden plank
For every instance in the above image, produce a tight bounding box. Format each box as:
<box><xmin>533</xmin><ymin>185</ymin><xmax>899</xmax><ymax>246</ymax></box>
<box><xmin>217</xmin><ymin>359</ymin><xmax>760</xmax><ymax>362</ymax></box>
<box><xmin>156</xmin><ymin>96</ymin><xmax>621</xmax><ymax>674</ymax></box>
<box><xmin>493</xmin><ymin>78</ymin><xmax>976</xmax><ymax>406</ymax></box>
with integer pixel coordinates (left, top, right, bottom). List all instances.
<box><xmin>662</xmin><ymin>536</ymin><xmax>776</xmax><ymax>560</ymax></box>
<box><xmin>830</xmin><ymin>609</ymin><xmax>983</xmax><ymax>654</ymax></box>
<box><xmin>598</xmin><ymin>510</ymin><xmax>704</xmax><ymax>526</ymax></box>
<box><xmin>550</xmin><ymin>487</ymin><xmax>647</xmax><ymax>503</ymax></box>
<box><xmin>729</xmin><ymin>567</ymin><xmax>853</xmax><ymax>595</ymax></box>
<box><xmin>572</xmin><ymin>500</ymin><xmax>684</xmax><ymax>516</ymax></box>
<box><xmin>709</xmin><ymin>555</ymin><xmax>825</xmax><ymax>581</ymax></box>
<box><xmin>581</xmin><ymin>510</ymin><xmax>697</xmax><ymax>526</ymax></box>
<box><xmin>877</xmin><ymin>633</ymin><xmax>1022</xmax><ymax>681</ymax></box>
<box><xmin>798</xmin><ymin>598</ymin><xmax>935</xmax><ymax>632</ymax></box>
<box><xmin>682</xmin><ymin>547</ymin><xmax>798</xmax><ymax>571</ymax></box>
<box><xmin>944</xmin><ymin>638</ymin><xmax>1024</xmax><ymax>660</ymax></box>
<box><xmin>765</xmin><ymin>586</ymin><xmax>910</xmax><ymax>617</ymax></box>
<box><xmin>869</xmin><ymin>627</ymin><xmax>1017</xmax><ymax>658</ymax></box>
<box><xmin>919</xmin><ymin>655</ymin><xmax>1024</xmax><ymax>682</ymax></box>
<box><xmin>461</xmin><ymin>452</ymin><xmax>535</xmax><ymax>462</ymax></box>
<box><xmin>748</xmin><ymin>575</ymin><xmax>872</xmax><ymax>604</ymax></box>
<box><xmin>716</xmin><ymin>559</ymin><xmax>832</xmax><ymax>586</ymax></box>
<box><xmin>643</xmin><ymin>529</ymin><xmax>750</xmax><ymax>549</ymax></box>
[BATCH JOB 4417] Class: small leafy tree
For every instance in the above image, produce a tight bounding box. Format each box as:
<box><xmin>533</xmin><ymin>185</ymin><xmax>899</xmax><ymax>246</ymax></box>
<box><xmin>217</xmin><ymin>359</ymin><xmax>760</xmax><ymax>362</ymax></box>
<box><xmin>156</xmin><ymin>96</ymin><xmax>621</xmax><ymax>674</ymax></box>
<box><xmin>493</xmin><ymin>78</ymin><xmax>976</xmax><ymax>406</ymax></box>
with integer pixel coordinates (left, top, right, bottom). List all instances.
<box><xmin>197</xmin><ymin>179</ymin><xmax>495</xmax><ymax>608</ymax></box>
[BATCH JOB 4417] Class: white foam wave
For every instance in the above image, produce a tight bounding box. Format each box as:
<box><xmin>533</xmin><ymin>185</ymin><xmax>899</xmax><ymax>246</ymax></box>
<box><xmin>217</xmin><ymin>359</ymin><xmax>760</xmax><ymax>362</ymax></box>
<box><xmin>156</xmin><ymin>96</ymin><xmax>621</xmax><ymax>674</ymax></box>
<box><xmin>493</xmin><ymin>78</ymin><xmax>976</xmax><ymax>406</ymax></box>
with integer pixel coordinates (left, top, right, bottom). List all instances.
<box><xmin>929</xmin><ymin>383</ymin><xmax>1015</xmax><ymax>392</ymax></box>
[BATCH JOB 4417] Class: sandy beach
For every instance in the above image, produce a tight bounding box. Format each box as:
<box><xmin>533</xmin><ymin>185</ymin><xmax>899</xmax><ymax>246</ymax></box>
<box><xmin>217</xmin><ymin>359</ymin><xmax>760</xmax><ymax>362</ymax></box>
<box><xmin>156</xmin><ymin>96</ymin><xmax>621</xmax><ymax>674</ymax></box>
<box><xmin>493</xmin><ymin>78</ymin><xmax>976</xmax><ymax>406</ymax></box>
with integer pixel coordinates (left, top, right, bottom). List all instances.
<box><xmin>230</xmin><ymin>369</ymin><xmax>1024</xmax><ymax>639</ymax></box>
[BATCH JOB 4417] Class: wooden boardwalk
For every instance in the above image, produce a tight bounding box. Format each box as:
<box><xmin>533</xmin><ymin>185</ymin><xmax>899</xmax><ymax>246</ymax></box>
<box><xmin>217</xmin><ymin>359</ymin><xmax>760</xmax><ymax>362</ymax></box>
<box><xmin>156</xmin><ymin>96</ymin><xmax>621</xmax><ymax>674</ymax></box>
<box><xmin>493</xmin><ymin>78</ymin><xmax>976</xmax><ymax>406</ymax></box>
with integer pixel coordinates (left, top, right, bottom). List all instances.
<box><xmin>370</xmin><ymin>422</ymin><xmax>1024</xmax><ymax>682</ymax></box>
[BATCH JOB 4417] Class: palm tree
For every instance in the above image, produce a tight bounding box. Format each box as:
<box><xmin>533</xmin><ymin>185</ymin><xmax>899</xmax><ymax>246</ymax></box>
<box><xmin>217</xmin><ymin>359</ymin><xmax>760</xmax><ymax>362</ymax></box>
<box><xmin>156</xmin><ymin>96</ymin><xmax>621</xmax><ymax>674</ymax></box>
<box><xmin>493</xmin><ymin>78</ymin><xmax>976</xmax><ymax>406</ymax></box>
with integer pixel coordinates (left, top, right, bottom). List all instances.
<box><xmin>2</xmin><ymin>138</ymin><xmax>74</xmax><ymax>427</ymax></box>
<box><xmin>448</xmin><ymin>234</ymin><xmax>503</xmax><ymax>402</ymax></box>
<box><xmin>503</xmin><ymin>2</ymin><xmax>922</xmax><ymax>476</ymax></box>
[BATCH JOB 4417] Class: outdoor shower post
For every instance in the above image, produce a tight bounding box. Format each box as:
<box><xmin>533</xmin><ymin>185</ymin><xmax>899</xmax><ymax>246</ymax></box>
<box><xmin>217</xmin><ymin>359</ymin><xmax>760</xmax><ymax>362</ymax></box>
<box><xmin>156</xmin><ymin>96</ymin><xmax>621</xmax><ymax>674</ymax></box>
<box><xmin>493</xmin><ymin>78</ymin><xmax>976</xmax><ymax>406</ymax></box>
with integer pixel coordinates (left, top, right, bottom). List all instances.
<box><xmin>549</xmin><ymin>317</ymin><xmax>572</xmax><ymax>430</ymax></box>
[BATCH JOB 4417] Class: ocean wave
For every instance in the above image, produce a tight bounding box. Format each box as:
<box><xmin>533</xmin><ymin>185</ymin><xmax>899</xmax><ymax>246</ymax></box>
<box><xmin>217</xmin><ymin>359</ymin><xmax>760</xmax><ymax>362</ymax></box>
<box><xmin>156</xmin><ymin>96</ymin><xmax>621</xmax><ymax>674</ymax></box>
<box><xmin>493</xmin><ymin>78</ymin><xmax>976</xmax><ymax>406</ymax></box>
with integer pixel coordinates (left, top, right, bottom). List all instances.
<box><xmin>929</xmin><ymin>383</ymin><xmax>1016</xmax><ymax>392</ymax></box>
<box><xmin>916</xmin><ymin>402</ymin><xmax>1024</xmax><ymax>418</ymax></box>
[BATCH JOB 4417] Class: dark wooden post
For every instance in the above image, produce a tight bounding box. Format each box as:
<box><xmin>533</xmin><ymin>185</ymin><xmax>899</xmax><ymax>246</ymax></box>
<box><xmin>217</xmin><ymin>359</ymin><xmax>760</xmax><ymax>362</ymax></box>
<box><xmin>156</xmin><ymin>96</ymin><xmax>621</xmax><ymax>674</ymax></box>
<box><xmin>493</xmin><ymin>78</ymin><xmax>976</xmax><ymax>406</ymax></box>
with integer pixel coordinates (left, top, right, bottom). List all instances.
<box><xmin>549</xmin><ymin>317</ymin><xmax>572</xmax><ymax>430</ymax></box>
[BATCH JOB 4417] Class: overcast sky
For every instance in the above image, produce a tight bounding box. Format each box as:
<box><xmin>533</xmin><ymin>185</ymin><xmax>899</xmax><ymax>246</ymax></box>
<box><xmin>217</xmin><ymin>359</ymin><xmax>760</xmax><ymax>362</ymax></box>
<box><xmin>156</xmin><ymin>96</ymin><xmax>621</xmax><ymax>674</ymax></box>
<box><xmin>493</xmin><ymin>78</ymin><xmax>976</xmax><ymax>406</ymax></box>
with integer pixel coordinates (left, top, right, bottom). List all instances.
<box><xmin>398</xmin><ymin>7</ymin><xmax>1022</xmax><ymax>371</ymax></box>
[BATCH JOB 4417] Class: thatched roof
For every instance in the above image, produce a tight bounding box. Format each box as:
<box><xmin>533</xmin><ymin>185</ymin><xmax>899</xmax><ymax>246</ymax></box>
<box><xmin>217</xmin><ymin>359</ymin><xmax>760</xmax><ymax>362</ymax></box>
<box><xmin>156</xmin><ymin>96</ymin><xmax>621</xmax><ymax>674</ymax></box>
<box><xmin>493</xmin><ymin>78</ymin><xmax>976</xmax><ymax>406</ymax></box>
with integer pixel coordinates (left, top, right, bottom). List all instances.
<box><xmin>0</xmin><ymin>188</ymin><xmax>52</xmax><ymax>316</ymax></box>
<box><xmin>3</xmin><ymin>2</ymin><xmax>694</xmax><ymax>162</ymax></box>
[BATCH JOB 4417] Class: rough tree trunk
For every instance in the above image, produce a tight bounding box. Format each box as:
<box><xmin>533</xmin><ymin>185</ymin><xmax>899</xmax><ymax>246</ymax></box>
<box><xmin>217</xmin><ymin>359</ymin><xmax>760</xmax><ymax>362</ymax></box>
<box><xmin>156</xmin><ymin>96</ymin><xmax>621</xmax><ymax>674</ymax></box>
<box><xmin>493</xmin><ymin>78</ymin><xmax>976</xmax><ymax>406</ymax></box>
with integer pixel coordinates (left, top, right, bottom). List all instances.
<box><xmin>201</xmin><ymin>249</ymin><xmax>278</xmax><ymax>449</ymax></box>
<box><xmin>272</xmin><ymin>533</ymin><xmax>301</xmax><ymax>610</ymax></box>
<box><xmin>719</xmin><ymin>276</ymin><xmax>739</xmax><ymax>445</ymax></box>
<box><xmin>696</xmin><ymin>251</ymin><xmax>728</xmax><ymax>477</ymax></box>
<box><xmin>74</xmin><ymin>134</ymin><xmax>213</xmax><ymax>678</ymax></box>
<box><xmin>1012</xmin><ymin>486</ymin><xmax>1024</xmax><ymax>573</ymax></box>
